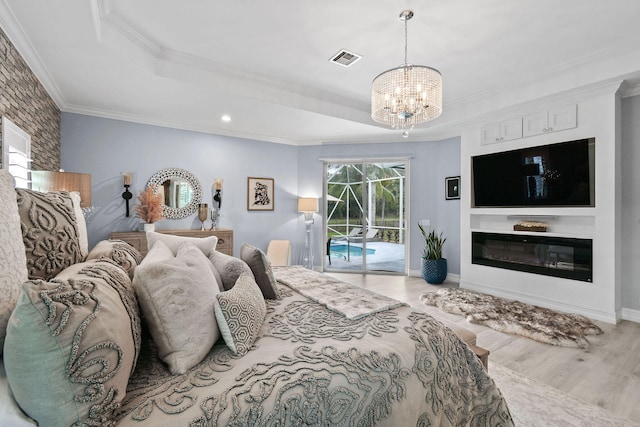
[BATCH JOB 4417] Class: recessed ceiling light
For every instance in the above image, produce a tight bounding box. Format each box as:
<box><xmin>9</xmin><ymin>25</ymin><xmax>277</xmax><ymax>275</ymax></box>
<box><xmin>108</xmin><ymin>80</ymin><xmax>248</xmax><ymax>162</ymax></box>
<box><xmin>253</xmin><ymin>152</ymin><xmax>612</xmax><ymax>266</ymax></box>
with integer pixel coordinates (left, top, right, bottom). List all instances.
<box><xmin>221</xmin><ymin>115</ymin><xmax>231</xmax><ymax>122</ymax></box>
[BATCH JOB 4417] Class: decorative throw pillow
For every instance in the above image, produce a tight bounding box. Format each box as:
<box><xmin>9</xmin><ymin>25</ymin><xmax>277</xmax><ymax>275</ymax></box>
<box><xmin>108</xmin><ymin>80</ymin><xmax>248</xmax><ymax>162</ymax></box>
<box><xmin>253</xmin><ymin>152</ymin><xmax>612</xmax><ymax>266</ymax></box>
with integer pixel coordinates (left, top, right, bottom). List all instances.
<box><xmin>208</xmin><ymin>249</ymin><xmax>254</xmax><ymax>290</ymax></box>
<box><xmin>240</xmin><ymin>243</ymin><xmax>281</xmax><ymax>299</ymax></box>
<box><xmin>3</xmin><ymin>260</ymin><xmax>140</xmax><ymax>426</ymax></box>
<box><xmin>0</xmin><ymin>170</ymin><xmax>28</xmax><ymax>355</ymax></box>
<box><xmin>15</xmin><ymin>188</ymin><xmax>83</xmax><ymax>281</ymax></box>
<box><xmin>69</xmin><ymin>191</ymin><xmax>89</xmax><ymax>259</ymax></box>
<box><xmin>214</xmin><ymin>273</ymin><xmax>266</xmax><ymax>356</ymax></box>
<box><xmin>146</xmin><ymin>231</ymin><xmax>218</xmax><ymax>256</ymax></box>
<box><xmin>133</xmin><ymin>242</ymin><xmax>221</xmax><ymax>374</ymax></box>
<box><xmin>139</xmin><ymin>239</ymin><xmax>174</xmax><ymax>267</ymax></box>
<box><xmin>86</xmin><ymin>239</ymin><xmax>143</xmax><ymax>279</ymax></box>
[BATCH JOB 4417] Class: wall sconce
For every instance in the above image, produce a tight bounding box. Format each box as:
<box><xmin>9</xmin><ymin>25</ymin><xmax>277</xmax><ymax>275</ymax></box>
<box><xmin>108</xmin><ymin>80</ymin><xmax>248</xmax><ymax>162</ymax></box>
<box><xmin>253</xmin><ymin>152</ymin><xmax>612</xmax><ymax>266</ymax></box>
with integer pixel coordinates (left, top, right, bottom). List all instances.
<box><xmin>122</xmin><ymin>172</ymin><xmax>133</xmax><ymax>217</ymax></box>
<box><xmin>212</xmin><ymin>178</ymin><xmax>223</xmax><ymax>209</ymax></box>
<box><xmin>298</xmin><ymin>197</ymin><xmax>319</xmax><ymax>269</ymax></box>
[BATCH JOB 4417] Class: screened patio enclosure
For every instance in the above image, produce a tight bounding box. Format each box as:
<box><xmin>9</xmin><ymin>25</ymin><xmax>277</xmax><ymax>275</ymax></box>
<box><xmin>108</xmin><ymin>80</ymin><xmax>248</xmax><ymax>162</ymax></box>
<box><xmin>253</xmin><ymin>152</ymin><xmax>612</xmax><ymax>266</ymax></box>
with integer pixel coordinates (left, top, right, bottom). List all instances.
<box><xmin>325</xmin><ymin>161</ymin><xmax>407</xmax><ymax>273</ymax></box>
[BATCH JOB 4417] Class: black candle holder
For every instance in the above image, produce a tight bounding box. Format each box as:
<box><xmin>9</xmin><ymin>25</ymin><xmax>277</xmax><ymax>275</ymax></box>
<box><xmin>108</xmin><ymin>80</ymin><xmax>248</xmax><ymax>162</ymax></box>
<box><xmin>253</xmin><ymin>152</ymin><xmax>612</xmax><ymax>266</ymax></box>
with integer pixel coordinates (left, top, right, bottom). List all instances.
<box><xmin>213</xmin><ymin>189</ymin><xmax>222</xmax><ymax>209</ymax></box>
<box><xmin>122</xmin><ymin>185</ymin><xmax>133</xmax><ymax>217</ymax></box>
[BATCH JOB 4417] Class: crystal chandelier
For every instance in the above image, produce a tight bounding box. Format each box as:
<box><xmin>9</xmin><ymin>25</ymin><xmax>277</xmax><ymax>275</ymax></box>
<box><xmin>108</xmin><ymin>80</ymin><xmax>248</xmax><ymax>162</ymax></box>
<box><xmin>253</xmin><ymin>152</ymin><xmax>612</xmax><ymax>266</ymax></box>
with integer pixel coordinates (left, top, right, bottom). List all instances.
<box><xmin>371</xmin><ymin>10</ymin><xmax>442</xmax><ymax>136</ymax></box>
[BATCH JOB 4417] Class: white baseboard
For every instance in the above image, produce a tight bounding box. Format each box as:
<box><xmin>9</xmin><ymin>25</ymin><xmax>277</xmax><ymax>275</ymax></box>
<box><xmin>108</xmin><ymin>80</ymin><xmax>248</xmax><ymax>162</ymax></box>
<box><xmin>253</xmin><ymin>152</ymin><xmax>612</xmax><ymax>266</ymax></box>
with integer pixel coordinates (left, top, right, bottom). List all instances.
<box><xmin>408</xmin><ymin>270</ymin><xmax>460</xmax><ymax>284</ymax></box>
<box><xmin>621</xmin><ymin>307</ymin><xmax>640</xmax><ymax>323</ymax></box>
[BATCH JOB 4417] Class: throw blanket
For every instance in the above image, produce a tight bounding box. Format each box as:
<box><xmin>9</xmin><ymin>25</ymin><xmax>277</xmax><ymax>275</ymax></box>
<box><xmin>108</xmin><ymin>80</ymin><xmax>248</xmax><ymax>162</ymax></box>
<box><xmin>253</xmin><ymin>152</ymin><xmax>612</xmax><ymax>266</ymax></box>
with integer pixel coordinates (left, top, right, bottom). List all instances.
<box><xmin>273</xmin><ymin>266</ymin><xmax>407</xmax><ymax>320</ymax></box>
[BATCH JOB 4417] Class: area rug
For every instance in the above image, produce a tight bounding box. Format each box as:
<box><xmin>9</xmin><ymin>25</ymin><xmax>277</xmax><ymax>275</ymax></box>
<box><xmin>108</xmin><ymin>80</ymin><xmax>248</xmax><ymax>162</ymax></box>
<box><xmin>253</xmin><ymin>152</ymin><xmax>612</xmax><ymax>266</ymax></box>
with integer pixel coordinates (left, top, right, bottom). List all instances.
<box><xmin>491</xmin><ymin>363</ymin><xmax>639</xmax><ymax>426</ymax></box>
<box><xmin>420</xmin><ymin>288</ymin><xmax>603</xmax><ymax>348</ymax></box>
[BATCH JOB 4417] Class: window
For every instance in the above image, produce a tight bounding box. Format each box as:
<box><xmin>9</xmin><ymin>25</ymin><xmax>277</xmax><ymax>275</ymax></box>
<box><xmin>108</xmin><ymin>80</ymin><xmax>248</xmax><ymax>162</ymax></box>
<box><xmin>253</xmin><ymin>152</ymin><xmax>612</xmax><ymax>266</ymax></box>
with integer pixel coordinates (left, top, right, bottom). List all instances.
<box><xmin>2</xmin><ymin>117</ymin><xmax>32</xmax><ymax>189</ymax></box>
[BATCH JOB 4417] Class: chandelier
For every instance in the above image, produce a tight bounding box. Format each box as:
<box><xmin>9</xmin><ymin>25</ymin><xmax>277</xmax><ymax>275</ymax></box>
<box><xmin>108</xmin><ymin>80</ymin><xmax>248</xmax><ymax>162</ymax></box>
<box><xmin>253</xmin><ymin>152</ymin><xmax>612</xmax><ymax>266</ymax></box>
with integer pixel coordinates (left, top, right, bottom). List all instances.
<box><xmin>371</xmin><ymin>10</ymin><xmax>442</xmax><ymax>136</ymax></box>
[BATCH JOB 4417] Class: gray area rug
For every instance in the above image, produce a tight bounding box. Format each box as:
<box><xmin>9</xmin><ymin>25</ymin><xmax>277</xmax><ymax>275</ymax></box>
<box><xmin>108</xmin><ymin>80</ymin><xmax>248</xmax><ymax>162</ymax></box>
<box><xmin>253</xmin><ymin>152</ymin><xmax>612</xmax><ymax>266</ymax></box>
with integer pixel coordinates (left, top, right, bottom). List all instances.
<box><xmin>492</xmin><ymin>363</ymin><xmax>639</xmax><ymax>426</ymax></box>
<box><xmin>420</xmin><ymin>288</ymin><xmax>603</xmax><ymax>348</ymax></box>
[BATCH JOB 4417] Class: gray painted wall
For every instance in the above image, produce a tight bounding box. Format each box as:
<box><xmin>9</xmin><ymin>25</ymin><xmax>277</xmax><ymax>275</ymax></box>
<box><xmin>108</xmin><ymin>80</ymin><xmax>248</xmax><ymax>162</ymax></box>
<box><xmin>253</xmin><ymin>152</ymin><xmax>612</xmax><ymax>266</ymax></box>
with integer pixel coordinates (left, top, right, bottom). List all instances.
<box><xmin>61</xmin><ymin>113</ymin><xmax>460</xmax><ymax>273</ymax></box>
<box><xmin>622</xmin><ymin>94</ymin><xmax>640</xmax><ymax>311</ymax></box>
<box><xmin>61</xmin><ymin>113</ymin><xmax>300</xmax><ymax>256</ymax></box>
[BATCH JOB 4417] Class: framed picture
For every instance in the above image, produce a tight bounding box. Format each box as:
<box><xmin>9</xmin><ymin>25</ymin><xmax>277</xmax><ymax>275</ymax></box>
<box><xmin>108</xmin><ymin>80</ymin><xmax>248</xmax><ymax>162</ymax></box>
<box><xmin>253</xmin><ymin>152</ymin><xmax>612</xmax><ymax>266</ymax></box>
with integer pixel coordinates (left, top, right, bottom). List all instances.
<box><xmin>445</xmin><ymin>176</ymin><xmax>460</xmax><ymax>200</ymax></box>
<box><xmin>247</xmin><ymin>177</ymin><xmax>274</xmax><ymax>211</ymax></box>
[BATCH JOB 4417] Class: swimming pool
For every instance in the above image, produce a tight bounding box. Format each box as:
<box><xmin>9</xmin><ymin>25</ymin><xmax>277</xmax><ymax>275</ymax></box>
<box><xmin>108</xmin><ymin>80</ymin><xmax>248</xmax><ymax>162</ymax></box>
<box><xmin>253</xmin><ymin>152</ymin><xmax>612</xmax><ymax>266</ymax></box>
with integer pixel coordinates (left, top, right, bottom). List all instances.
<box><xmin>329</xmin><ymin>244</ymin><xmax>375</xmax><ymax>256</ymax></box>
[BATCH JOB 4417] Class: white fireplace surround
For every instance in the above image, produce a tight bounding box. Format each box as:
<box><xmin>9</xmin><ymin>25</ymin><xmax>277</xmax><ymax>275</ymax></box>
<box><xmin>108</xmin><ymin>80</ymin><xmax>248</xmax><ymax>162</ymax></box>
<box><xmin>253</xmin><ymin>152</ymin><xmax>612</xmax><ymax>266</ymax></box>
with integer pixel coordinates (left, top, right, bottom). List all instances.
<box><xmin>460</xmin><ymin>81</ymin><xmax>623</xmax><ymax>323</ymax></box>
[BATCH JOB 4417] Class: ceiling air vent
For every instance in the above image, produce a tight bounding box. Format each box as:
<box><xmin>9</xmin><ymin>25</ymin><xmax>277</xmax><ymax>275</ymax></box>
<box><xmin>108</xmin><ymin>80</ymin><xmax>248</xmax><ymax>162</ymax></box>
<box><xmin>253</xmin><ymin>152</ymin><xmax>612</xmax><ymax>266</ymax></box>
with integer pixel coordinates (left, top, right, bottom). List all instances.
<box><xmin>329</xmin><ymin>49</ymin><xmax>362</xmax><ymax>67</ymax></box>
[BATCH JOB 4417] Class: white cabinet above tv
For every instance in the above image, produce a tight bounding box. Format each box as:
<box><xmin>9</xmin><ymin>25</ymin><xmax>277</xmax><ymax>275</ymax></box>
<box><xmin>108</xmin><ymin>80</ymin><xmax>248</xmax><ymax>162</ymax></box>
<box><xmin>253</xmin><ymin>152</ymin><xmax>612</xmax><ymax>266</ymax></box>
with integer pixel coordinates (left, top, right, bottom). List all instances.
<box><xmin>523</xmin><ymin>104</ymin><xmax>577</xmax><ymax>137</ymax></box>
<box><xmin>480</xmin><ymin>104</ymin><xmax>577</xmax><ymax>145</ymax></box>
<box><xmin>480</xmin><ymin>117</ymin><xmax>523</xmax><ymax>145</ymax></box>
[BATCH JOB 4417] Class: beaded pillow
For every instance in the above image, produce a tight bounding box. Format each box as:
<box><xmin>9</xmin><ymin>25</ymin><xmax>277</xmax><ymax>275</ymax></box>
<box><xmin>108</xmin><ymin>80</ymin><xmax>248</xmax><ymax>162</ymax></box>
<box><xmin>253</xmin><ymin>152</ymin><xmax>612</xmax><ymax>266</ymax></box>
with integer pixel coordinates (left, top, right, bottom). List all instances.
<box><xmin>214</xmin><ymin>273</ymin><xmax>266</xmax><ymax>356</ymax></box>
<box><xmin>4</xmin><ymin>260</ymin><xmax>140</xmax><ymax>426</ymax></box>
<box><xmin>15</xmin><ymin>188</ymin><xmax>83</xmax><ymax>281</ymax></box>
<box><xmin>86</xmin><ymin>239</ymin><xmax>143</xmax><ymax>279</ymax></box>
<box><xmin>240</xmin><ymin>243</ymin><xmax>281</xmax><ymax>299</ymax></box>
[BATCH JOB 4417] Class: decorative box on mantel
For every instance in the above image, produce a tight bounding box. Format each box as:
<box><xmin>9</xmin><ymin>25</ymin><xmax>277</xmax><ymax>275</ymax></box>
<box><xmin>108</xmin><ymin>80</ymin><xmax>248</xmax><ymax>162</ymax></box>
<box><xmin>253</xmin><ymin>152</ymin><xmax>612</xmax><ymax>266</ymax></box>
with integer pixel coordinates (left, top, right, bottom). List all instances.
<box><xmin>513</xmin><ymin>221</ymin><xmax>547</xmax><ymax>232</ymax></box>
<box><xmin>110</xmin><ymin>229</ymin><xmax>233</xmax><ymax>257</ymax></box>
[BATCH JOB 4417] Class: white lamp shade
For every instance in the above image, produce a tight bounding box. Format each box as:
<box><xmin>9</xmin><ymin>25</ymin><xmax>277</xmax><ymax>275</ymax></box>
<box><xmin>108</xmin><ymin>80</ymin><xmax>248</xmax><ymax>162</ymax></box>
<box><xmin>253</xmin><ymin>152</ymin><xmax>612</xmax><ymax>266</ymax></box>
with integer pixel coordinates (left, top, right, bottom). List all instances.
<box><xmin>298</xmin><ymin>197</ymin><xmax>318</xmax><ymax>213</ymax></box>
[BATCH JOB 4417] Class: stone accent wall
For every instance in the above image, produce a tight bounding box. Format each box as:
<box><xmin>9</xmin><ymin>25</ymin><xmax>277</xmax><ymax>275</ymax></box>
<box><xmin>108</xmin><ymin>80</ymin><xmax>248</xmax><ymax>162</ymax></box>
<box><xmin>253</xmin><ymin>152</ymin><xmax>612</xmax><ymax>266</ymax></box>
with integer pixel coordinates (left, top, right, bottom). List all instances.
<box><xmin>0</xmin><ymin>27</ymin><xmax>60</xmax><ymax>170</ymax></box>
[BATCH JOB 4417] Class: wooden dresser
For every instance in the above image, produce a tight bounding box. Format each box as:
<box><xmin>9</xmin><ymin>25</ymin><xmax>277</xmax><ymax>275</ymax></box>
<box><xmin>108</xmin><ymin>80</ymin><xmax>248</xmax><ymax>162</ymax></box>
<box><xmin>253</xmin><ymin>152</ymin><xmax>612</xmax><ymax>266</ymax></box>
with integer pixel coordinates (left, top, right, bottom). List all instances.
<box><xmin>110</xmin><ymin>229</ymin><xmax>233</xmax><ymax>257</ymax></box>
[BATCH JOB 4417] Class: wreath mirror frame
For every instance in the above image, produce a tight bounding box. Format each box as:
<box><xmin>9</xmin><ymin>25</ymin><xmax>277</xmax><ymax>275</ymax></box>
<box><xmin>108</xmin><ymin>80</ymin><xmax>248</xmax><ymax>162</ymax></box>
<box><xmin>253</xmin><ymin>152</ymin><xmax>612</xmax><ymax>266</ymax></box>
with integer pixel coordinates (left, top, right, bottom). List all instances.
<box><xmin>147</xmin><ymin>167</ymin><xmax>203</xmax><ymax>219</ymax></box>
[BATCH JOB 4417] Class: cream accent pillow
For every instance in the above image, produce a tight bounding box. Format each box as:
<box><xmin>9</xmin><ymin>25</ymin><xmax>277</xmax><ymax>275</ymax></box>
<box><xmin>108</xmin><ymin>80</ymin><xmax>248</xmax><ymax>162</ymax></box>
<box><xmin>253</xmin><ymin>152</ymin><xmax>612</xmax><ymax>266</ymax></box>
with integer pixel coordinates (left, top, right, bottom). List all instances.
<box><xmin>139</xmin><ymin>239</ymin><xmax>174</xmax><ymax>267</ymax></box>
<box><xmin>133</xmin><ymin>242</ymin><xmax>221</xmax><ymax>374</ymax></box>
<box><xmin>86</xmin><ymin>239</ymin><xmax>143</xmax><ymax>279</ymax></box>
<box><xmin>4</xmin><ymin>260</ymin><xmax>139</xmax><ymax>426</ymax></box>
<box><xmin>0</xmin><ymin>171</ymin><xmax>28</xmax><ymax>355</ymax></box>
<box><xmin>69</xmin><ymin>191</ymin><xmax>89</xmax><ymax>259</ymax></box>
<box><xmin>240</xmin><ymin>243</ymin><xmax>281</xmax><ymax>299</ymax></box>
<box><xmin>214</xmin><ymin>273</ymin><xmax>266</xmax><ymax>356</ymax></box>
<box><xmin>146</xmin><ymin>231</ymin><xmax>218</xmax><ymax>256</ymax></box>
<box><xmin>208</xmin><ymin>249</ymin><xmax>254</xmax><ymax>291</ymax></box>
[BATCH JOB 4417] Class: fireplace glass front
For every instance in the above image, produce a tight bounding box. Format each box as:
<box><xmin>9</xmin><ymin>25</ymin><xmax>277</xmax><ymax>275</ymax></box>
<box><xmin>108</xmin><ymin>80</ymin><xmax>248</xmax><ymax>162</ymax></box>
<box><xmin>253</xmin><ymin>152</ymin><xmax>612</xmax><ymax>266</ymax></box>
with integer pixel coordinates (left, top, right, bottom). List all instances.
<box><xmin>472</xmin><ymin>232</ymin><xmax>593</xmax><ymax>282</ymax></box>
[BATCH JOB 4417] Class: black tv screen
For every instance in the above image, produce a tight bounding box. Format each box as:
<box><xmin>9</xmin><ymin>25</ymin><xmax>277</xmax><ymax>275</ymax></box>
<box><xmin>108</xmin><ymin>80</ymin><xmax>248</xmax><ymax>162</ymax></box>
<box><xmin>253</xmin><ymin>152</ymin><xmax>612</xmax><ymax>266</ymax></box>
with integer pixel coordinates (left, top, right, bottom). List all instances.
<box><xmin>472</xmin><ymin>138</ymin><xmax>595</xmax><ymax>207</ymax></box>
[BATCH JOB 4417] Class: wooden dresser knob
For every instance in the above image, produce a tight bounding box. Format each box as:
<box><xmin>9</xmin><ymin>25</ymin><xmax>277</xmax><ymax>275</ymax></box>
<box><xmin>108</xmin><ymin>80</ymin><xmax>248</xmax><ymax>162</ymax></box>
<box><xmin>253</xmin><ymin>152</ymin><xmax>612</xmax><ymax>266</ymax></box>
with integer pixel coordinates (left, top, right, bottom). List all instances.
<box><xmin>218</xmin><ymin>239</ymin><xmax>225</xmax><ymax>244</ymax></box>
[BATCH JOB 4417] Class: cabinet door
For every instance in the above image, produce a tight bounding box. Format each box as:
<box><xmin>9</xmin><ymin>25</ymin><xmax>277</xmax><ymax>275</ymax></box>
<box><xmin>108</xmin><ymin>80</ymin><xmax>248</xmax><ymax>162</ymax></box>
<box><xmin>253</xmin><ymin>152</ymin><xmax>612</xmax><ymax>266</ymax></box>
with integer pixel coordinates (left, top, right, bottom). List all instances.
<box><xmin>548</xmin><ymin>104</ymin><xmax>577</xmax><ymax>132</ymax></box>
<box><xmin>500</xmin><ymin>117</ymin><xmax>523</xmax><ymax>141</ymax></box>
<box><xmin>480</xmin><ymin>122</ymin><xmax>501</xmax><ymax>145</ymax></box>
<box><xmin>522</xmin><ymin>111</ymin><xmax>547</xmax><ymax>137</ymax></box>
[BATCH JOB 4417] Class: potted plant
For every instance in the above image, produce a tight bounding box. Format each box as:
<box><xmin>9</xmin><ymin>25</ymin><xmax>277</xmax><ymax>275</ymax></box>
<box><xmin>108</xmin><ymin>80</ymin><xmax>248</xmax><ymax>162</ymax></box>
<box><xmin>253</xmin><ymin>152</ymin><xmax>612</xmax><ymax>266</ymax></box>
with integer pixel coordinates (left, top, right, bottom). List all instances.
<box><xmin>418</xmin><ymin>223</ymin><xmax>447</xmax><ymax>284</ymax></box>
<box><xmin>135</xmin><ymin>184</ymin><xmax>164</xmax><ymax>231</ymax></box>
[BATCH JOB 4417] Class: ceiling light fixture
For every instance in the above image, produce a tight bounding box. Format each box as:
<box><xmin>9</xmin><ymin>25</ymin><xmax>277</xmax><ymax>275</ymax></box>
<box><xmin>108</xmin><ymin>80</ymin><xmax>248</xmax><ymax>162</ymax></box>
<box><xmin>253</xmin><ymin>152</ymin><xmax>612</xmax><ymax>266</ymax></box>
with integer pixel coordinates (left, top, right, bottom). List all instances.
<box><xmin>221</xmin><ymin>114</ymin><xmax>231</xmax><ymax>122</ymax></box>
<box><xmin>371</xmin><ymin>10</ymin><xmax>442</xmax><ymax>135</ymax></box>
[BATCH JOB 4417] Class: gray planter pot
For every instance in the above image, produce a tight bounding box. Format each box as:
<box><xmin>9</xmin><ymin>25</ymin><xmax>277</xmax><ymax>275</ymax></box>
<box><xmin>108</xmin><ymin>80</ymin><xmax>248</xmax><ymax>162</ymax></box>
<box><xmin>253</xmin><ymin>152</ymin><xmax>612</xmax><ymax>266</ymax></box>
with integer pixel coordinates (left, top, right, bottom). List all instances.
<box><xmin>421</xmin><ymin>258</ymin><xmax>447</xmax><ymax>284</ymax></box>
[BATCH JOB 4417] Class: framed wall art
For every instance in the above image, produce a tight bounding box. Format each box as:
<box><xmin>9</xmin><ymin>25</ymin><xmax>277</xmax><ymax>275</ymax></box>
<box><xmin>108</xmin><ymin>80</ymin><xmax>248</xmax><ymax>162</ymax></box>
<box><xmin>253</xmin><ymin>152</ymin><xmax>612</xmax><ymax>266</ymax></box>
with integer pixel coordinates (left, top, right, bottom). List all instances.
<box><xmin>445</xmin><ymin>176</ymin><xmax>460</xmax><ymax>200</ymax></box>
<box><xmin>247</xmin><ymin>177</ymin><xmax>274</xmax><ymax>211</ymax></box>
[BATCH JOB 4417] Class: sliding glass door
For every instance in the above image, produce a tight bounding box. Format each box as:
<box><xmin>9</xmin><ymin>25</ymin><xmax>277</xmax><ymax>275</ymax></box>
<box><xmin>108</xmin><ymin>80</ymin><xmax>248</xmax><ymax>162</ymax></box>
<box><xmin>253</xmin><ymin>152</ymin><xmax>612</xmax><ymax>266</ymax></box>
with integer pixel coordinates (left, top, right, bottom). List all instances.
<box><xmin>324</xmin><ymin>160</ymin><xmax>407</xmax><ymax>274</ymax></box>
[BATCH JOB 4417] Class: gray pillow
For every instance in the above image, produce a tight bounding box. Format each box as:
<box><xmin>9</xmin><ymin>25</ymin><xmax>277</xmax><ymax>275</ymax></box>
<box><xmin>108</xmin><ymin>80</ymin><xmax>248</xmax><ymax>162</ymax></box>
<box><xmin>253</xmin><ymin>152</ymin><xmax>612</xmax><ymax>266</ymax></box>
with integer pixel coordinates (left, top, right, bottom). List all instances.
<box><xmin>214</xmin><ymin>273</ymin><xmax>266</xmax><ymax>356</ymax></box>
<box><xmin>15</xmin><ymin>188</ymin><xmax>83</xmax><ymax>280</ymax></box>
<box><xmin>133</xmin><ymin>242</ymin><xmax>221</xmax><ymax>374</ymax></box>
<box><xmin>208</xmin><ymin>249</ymin><xmax>254</xmax><ymax>290</ymax></box>
<box><xmin>240</xmin><ymin>243</ymin><xmax>281</xmax><ymax>299</ymax></box>
<box><xmin>4</xmin><ymin>260</ymin><xmax>139</xmax><ymax>426</ymax></box>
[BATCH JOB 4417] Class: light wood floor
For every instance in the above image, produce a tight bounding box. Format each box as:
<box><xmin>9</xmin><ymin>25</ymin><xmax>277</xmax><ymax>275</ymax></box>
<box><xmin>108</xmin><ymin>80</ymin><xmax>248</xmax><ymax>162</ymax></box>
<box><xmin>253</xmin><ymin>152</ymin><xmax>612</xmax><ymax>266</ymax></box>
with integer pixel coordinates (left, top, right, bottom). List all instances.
<box><xmin>328</xmin><ymin>272</ymin><xmax>640</xmax><ymax>423</ymax></box>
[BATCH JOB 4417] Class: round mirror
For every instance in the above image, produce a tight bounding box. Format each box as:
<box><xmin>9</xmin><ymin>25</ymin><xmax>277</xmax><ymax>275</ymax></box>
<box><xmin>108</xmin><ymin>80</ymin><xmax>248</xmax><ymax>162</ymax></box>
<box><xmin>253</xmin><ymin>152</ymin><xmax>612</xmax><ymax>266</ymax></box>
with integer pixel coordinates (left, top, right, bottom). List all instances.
<box><xmin>147</xmin><ymin>168</ymin><xmax>202</xmax><ymax>219</ymax></box>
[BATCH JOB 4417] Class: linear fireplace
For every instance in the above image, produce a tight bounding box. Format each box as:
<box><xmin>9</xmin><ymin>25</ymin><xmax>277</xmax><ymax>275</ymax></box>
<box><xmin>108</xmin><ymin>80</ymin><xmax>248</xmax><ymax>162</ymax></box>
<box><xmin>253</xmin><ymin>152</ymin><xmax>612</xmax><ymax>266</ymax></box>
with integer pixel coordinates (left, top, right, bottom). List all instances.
<box><xmin>472</xmin><ymin>232</ymin><xmax>593</xmax><ymax>282</ymax></box>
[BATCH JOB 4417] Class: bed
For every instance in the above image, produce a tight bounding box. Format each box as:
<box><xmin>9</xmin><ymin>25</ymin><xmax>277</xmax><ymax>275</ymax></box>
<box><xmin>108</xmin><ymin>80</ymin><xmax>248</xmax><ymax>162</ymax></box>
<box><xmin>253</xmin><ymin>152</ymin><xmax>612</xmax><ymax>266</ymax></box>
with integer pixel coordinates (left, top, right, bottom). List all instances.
<box><xmin>112</xmin><ymin>266</ymin><xmax>513</xmax><ymax>426</ymax></box>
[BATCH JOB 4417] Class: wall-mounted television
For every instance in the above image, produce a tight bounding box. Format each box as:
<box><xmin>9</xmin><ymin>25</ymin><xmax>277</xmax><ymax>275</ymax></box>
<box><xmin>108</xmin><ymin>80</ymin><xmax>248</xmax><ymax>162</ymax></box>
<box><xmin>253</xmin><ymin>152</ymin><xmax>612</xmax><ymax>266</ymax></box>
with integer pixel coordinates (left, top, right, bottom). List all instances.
<box><xmin>472</xmin><ymin>138</ymin><xmax>595</xmax><ymax>207</ymax></box>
